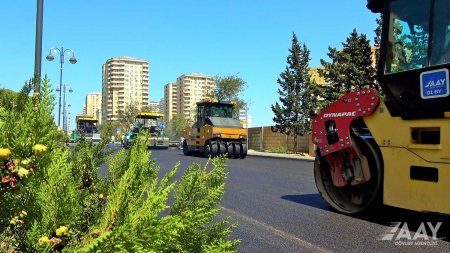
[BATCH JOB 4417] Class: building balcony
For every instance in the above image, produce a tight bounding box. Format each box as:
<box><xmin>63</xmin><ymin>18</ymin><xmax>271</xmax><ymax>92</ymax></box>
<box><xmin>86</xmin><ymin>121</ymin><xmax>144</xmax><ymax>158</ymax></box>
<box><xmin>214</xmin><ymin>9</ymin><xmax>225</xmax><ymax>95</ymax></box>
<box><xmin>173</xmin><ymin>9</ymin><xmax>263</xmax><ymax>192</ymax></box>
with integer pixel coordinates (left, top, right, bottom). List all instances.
<box><xmin>108</xmin><ymin>67</ymin><xmax>125</xmax><ymax>72</ymax></box>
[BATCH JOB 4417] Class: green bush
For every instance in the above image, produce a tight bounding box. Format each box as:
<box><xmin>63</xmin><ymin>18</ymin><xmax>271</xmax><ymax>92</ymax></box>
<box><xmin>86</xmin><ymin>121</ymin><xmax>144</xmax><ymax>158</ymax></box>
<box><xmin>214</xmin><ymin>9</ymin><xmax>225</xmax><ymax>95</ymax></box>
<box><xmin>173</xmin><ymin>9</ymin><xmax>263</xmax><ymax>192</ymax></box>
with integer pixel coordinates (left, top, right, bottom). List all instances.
<box><xmin>0</xmin><ymin>77</ymin><xmax>239</xmax><ymax>252</ymax></box>
<box><xmin>267</xmin><ymin>146</ymin><xmax>289</xmax><ymax>153</ymax></box>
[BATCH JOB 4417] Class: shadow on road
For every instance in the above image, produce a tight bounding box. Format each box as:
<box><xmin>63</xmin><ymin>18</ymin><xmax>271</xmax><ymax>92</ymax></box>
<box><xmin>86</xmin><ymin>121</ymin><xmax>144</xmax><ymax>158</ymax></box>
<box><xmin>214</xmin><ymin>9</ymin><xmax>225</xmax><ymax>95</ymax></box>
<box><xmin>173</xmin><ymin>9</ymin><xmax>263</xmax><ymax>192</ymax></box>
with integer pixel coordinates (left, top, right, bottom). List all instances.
<box><xmin>282</xmin><ymin>193</ymin><xmax>450</xmax><ymax>242</ymax></box>
<box><xmin>281</xmin><ymin>193</ymin><xmax>332</xmax><ymax>211</ymax></box>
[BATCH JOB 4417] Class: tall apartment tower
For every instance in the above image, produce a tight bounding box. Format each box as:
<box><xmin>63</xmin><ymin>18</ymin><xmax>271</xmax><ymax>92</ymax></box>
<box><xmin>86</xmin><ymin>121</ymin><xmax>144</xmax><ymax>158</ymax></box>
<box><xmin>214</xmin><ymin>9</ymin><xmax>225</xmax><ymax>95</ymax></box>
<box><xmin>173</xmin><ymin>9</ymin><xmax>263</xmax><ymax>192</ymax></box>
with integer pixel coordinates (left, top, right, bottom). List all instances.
<box><xmin>85</xmin><ymin>92</ymin><xmax>102</xmax><ymax>118</ymax></box>
<box><xmin>163</xmin><ymin>73</ymin><xmax>214</xmax><ymax>122</ymax></box>
<box><xmin>102</xmin><ymin>57</ymin><xmax>149</xmax><ymax>122</ymax></box>
<box><xmin>176</xmin><ymin>73</ymin><xmax>214</xmax><ymax>120</ymax></box>
<box><xmin>163</xmin><ymin>83</ymin><xmax>178</xmax><ymax>121</ymax></box>
<box><xmin>158</xmin><ymin>98</ymin><xmax>165</xmax><ymax>114</ymax></box>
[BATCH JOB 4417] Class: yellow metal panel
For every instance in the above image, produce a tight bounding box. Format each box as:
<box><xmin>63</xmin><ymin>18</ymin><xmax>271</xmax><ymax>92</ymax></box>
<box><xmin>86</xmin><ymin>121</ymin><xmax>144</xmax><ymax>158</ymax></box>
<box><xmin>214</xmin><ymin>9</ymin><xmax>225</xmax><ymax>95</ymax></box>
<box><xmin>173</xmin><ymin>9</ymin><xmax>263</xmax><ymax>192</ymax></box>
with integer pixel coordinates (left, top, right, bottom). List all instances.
<box><xmin>135</xmin><ymin>112</ymin><xmax>164</xmax><ymax>119</ymax></box>
<box><xmin>76</xmin><ymin>117</ymin><xmax>97</xmax><ymax>122</ymax></box>
<box><xmin>381</xmin><ymin>147</ymin><xmax>450</xmax><ymax>213</ymax></box>
<box><xmin>364</xmin><ymin>102</ymin><xmax>450</xmax><ymax>162</ymax></box>
<box><xmin>364</xmin><ymin>101</ymin><xmax>450</xmax><ymax>213</ymax></box>
<box><xmin>182</xmin><ymin>126</ymin><xmax>212</xmax><ymax>147</ymax></box>
<box><xmin>181</xmin><ymin>124</ymin><xmax>246</xmax><ymax>150</ymax></box>
<box><xmin>212</xmin><ymin>127</ymin><xmax>247</xmax><ymax>139</ymax></box>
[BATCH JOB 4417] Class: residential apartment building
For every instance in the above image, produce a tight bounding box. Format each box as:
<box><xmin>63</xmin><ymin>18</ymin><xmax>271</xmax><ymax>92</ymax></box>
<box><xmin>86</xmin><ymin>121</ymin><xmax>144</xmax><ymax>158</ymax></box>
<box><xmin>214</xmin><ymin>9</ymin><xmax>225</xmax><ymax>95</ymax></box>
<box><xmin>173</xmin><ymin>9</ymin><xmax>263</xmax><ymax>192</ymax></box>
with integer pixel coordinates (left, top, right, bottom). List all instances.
<box><xmin>147</xmin><ymin>101</ymin><xmax>160</xmax><ymax>113</ymax></box>
<box><xmin>163</xmin><ymin>74</ymin><xmax>214</xmax><ymax>122</ymax></box>
<box><xmin>85</xmin><ymin>92</ymin><xmax>102</xmax><ymax>120</ymax></box>
<box><xmin>163</xmin><ymin>82</ymin><xmax>178</xmax><ymax>121</ymax></box>
<box><xmin>158</xmin><ymin>98</ymin><xmax>164</xmax><ymax>114</ymax></box>
<box><xmin>102</xmin><ymin>57</ymin><xmax>149</xmax><ymax>122</ymax></box>
<box><xmin>309</xmin><ymin>68</ymin><xmax>327</xmax><ymax>86</ymax></box>
<box><xmin>176</xmin><ymin>73</ymin><xmax>214</xmax><ymax>120</ymax></box>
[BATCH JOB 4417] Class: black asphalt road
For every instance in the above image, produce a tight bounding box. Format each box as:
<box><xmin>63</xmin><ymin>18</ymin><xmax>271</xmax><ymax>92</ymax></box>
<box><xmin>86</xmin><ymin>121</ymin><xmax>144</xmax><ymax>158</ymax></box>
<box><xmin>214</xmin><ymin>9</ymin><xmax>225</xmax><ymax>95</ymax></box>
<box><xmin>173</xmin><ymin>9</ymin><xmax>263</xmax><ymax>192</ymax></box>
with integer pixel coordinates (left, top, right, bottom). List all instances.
<box><xmin>114</xmin><ymin>146</ymin><xmax>450</xmax><ymax>253</ymax></box>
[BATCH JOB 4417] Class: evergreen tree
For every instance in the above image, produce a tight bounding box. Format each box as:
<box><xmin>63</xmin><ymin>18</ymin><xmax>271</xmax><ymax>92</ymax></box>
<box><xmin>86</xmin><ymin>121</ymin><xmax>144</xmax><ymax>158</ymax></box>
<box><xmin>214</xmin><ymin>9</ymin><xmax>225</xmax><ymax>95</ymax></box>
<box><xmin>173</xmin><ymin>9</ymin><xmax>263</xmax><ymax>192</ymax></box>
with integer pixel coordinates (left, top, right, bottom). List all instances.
<box><xmin>319</xmin><ymin>29</ymin><xmax>378</xmax><ymax>108</ymax></box>
<box><xmin>374</xmin><ymin>15</ymin><xmax>383</xmax><ymax>68</ymax></box>
<box><xmin>271</xmin><ymin>33</ymin><xmax>318</xmax><ymax>153</ymax></box>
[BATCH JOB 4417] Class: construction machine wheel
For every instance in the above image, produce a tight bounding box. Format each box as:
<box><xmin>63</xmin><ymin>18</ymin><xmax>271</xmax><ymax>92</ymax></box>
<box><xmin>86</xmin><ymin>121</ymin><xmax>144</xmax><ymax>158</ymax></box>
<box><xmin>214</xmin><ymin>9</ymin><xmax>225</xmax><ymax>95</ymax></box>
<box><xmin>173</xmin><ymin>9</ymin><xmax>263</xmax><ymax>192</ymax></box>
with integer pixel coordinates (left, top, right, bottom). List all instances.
<box><xmin>239</xmin><ymin>143</ymin><xmax>247</xmax><ymax>159</ymax></box>
<box><xmin>182</xmin><ymin>140</ymin><xmax>191</xmax><ymax>156</ymax></box>
<box><xmin>314</xmin><ymin>135</ymin><xmax>383</xmax><ymax>214</ymax></box>
<box><xmin>233</xmin><ymin>143</ymin><xmax>241</xmax><ymax>159</ymax></box>
<box><xmin>203</xmin><ymin>141</ymin><xmax>213</xmax><ymax>158</ymax></box>
<box><xmin>203</xmin><ymin>141</ymin><xmax>217</xmax><ymax>158</ymax></box>
<box><xmin>210</xmin><ymin>142</ymin><xmax>219</xmax><ymax>157</ymax></box>
<box><xmin>218</xmin><ymin>142</ymin><xmax>227</xmax><ymax>155</ymax></box>
<box><xmin>227</xmin><ymin>143</ymin><xmax>234</xmax><ymax>158</ymax></box>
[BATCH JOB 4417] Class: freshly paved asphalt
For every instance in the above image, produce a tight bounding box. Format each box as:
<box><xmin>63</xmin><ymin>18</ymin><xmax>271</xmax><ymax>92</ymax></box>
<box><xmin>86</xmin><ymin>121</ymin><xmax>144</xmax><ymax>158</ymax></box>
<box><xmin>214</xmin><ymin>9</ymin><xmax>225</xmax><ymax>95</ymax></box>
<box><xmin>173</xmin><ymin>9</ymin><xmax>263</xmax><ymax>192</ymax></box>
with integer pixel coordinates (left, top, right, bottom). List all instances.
<box><xmin>105</xmin><ymin>146</ymin><xmax>450</xmax><ymax>253</ymax></box>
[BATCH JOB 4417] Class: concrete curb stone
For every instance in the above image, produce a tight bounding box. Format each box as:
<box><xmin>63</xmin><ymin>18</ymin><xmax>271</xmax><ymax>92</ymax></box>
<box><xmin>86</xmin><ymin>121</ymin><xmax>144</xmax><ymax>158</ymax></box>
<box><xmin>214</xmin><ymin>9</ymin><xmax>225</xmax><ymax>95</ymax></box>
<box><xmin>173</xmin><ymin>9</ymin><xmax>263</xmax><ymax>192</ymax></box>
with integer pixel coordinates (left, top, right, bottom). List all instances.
<box><xmin>247</xmin><ymin>149</ymin><xmax>315</xmax><ymax>162</ymax></box>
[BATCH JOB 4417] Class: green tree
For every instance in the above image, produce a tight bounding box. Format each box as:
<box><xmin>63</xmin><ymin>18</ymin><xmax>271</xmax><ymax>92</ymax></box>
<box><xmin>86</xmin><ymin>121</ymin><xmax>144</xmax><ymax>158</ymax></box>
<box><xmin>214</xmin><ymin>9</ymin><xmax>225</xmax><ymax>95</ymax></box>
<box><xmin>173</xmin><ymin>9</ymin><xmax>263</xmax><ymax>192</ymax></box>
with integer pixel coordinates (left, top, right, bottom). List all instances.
<box><xmin>117</xmin><ymin>102</ymin><xmax>140</xmax><ymax>132</ymax></box>
<box><xmin>319</xmin><ymin>29</ymin><xmax>378</xmax><ymax>108</ymax></box>
<box><xmin>212</xmin><ymin>74</ymin><xmax>247</xmax><ymax>118</ymax></box>
<box><xmin>271</xmin><ymin>33</ymin><xmax>318</xmax><ymax>153</ymax></box>
<box><xmin>374</xmin><ymin>15</ymin><xmax>383</xmax><ymax>68</ymax></box>
<box><xmin>167</xmin><ymin>114</ymin><xmax>190</xmax><ymax>141</ymax></box>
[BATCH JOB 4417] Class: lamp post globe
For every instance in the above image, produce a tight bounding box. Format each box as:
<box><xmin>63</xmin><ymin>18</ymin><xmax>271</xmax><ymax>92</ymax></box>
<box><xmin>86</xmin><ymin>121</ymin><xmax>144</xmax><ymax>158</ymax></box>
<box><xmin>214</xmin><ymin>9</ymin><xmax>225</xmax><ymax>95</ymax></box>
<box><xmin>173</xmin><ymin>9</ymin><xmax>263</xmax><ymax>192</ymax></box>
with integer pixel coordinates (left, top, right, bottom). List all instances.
<box><xmin>46</xmin><ymin>54</ymin><xmax>54</xmax><ymax>61</ymax></box>
<box><xmin>69</xmin><ymin>57</ymin><xmax>77</xmax><ymax>64</ymax></box>
<box><xmin>46</xmin><ymin>46</ymin><xmax>77</xmax><ymax>130</ymax></box>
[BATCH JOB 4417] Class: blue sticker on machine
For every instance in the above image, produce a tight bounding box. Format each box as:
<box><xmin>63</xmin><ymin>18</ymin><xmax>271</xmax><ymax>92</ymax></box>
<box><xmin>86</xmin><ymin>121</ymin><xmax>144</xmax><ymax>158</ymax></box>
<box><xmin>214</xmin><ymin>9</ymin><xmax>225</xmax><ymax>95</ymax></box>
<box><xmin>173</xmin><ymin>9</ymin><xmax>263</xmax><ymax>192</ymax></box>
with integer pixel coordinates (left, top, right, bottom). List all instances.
<box><xmin>420</xmin><ymin>68</ymin><xmax>449</xmax><ymax>99</ymax></box>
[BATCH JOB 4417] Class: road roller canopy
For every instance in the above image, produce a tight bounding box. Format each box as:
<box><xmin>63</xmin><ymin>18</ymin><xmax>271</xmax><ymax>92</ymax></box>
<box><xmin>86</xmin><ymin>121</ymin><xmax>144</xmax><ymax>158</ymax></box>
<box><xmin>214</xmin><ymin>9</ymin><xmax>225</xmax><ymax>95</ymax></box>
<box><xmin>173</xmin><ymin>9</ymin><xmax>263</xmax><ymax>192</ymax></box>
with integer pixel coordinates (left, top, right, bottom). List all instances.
<box><xmin>135</xmin><ymin>112</ymin><xmax>164</xmax><ymax>120</ymax></box>
<box><xmin>75</xmin><ymin>115</ymin><xmax>98</xmax><ymax>134</ymax></box>
<box><xmin>133</xmin><ymin>112</ymin><xmax>165</xmax><ymax>133</ymax></box>
<box><xmin>367</xmin><ymin>0</ymin><xmax>383</xmax><ymax>13</ymax></box>
<box><xmin>197</xmin><ymin>98</ymin><xmax>237</xmax><ymax>106</ymax></box>
<box><xmin>374</xmin><ymin>0</ymin><xmax>450</xmax><ymax>119</ymax></box>
<box><xmin>197</xmin><ymin>101</ymin><xmax>233</xmax><ymax>119</ymax></box>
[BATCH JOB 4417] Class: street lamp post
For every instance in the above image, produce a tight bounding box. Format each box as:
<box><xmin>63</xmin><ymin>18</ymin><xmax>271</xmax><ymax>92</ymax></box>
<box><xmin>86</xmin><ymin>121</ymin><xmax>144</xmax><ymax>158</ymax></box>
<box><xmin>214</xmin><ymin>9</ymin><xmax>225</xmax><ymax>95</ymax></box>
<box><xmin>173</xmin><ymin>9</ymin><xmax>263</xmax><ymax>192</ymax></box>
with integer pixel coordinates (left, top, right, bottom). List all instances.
<box><xmin>46</xmin><ymin>46</ymin><xmax>77</xmax><ymax>128</ymax></box>
<box><xmin>57</xmin><ymin>84</ymin><xmax>73</xmax><ymax>132</ymax></box>
<box><xmin>66</xmin><ymin>103</ymin><xmax>72</xmax><ymax>132</ymax></box>
<box><xmin>68</xmin><ymin>111</ymin><xmax>71</xmax><ymax>132</ymax></box>
<box><xmin>56</xmin><ymin>84</ymin><xmax>72</xmax><ymax>133</ymax></box>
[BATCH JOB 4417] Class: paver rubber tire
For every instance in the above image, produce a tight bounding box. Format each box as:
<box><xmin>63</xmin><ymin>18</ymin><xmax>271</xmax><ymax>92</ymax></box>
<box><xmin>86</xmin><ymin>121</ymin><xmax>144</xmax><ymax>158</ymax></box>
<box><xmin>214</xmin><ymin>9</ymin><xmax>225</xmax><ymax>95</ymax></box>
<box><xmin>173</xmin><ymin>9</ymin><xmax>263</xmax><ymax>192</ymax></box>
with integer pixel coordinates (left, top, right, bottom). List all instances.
<box><xmin>210</xmin><ymin>141</ymin><xmax>219</xmax><ymax>157</ymax></box>
<box><xmin>240</xmin><ymin>143</ymin><xmax>247</xmax><ymax>159</ymax></box>
<box><xmin>227</xmin><ymin>143</ymin><xmax>234</xmax><ymax>158</ymax></box>
<box><xmin>182</xmin><ymin>140</ymin><xmax>191</xmax><ymax>155</ymax></box>
<box><xmin>218</xmin><ymin>142</ymin><xmax>227</xmax><ymax>155</ymax></box>
<box><xmin>203</xmin><ymin>141</ymin><xmax>212</xmax><ymax>158</ymax></box>
<box><xmin>233</xmin><ymin>143</ymin><xmax>241</xmax><ymax>159</ymax></box>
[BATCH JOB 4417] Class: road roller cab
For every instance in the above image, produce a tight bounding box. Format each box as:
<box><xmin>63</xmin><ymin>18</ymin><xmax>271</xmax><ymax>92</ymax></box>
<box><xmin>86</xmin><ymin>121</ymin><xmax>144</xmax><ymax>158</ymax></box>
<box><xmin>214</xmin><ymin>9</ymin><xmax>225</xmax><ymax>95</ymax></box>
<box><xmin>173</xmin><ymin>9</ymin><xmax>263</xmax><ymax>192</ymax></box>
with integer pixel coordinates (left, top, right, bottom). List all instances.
<box><xmin>181</xmin><ymin>98</ymin><xmax>248</xmax><ymax>158</ymax></box>
<box><xmin>312</xmin><ymin>0</ymin><xmax>450</xmax><ymax>214</ymax></box>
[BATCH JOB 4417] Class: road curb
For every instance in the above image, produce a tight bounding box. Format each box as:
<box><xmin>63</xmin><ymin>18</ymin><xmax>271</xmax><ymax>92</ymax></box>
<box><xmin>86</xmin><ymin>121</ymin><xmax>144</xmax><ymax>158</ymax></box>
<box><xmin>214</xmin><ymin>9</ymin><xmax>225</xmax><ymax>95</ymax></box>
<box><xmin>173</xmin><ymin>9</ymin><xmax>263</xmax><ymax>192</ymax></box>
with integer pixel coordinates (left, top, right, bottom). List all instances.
<box><xmin>247</xmin><ymin>151</ymin><xmax>315</xmax><ymax>162</ymax></box>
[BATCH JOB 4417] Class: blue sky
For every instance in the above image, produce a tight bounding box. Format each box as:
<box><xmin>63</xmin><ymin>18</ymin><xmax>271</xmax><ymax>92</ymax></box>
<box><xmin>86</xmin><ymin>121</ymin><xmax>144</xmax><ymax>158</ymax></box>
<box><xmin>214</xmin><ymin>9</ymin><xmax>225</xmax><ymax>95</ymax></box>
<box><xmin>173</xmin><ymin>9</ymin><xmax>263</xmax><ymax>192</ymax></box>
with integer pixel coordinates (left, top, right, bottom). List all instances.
<box><xmin>0</xmin><ymin>0</ymin><xmax>378</xmax><ymax>128</ymax></box>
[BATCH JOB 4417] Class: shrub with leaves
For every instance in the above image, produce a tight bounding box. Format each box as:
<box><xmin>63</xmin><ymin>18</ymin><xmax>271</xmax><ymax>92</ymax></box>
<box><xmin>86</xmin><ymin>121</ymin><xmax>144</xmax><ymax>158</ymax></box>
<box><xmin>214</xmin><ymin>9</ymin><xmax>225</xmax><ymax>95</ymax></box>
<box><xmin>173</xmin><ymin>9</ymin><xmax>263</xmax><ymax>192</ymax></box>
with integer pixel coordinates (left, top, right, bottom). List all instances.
<box><xmin>0</xmin><ymin>78</ymin><xmax>238</xmax><ymax>252</ymax></box>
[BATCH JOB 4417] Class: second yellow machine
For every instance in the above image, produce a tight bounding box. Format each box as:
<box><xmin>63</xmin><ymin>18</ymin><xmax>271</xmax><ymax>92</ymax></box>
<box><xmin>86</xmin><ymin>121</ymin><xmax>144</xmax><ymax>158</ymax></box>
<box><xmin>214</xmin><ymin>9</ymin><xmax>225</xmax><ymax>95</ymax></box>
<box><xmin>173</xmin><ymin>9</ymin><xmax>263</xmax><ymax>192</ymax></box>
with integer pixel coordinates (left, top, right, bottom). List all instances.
<box><xmin>181</xmin><ymin>99</ymin><xmax>248</xmax><ymax>158</ymax></box>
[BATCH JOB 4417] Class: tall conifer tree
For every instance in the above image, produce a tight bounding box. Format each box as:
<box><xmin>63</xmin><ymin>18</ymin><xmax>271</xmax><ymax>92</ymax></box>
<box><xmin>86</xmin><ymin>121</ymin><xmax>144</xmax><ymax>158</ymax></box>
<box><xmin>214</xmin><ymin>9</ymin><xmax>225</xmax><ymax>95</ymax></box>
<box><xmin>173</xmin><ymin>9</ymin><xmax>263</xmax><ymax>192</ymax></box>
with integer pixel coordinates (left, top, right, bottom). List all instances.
<box><xmin>272</xmin><ymin>33</ymin><xmax>317</xmax><ymax>153</ymax></box>
<box><xmin>319</xmin><ymin>29</ymin><xmax>378</xmax><ymax>108</ymax></box>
